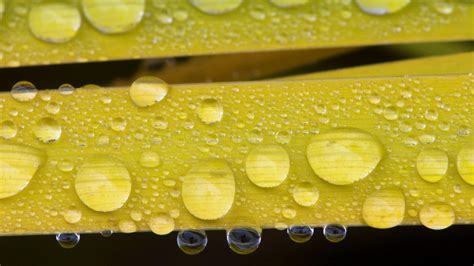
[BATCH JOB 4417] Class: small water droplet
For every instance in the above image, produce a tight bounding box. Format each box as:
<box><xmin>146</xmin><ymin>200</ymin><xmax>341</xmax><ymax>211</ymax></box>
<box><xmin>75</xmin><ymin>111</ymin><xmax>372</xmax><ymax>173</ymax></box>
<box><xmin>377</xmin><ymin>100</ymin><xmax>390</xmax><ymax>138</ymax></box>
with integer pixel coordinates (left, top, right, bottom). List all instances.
<box><xmin>227</xmin><ymin>228</ymin><xmax>261</xmax><ymax>255</ymax></box>
<box><xmin>63</xmin><ymin>208</ymin><xmax>82</xmax><ymax>224</ymax></box>
<box><xmin>33</xmin><ymin>117</ymin><xmax>62</xmax><ymax>143</ymax></box>
<box><xmin>190</xmin><ymin>0</ymin><xmax>242</xmax><ymax>14</ymax></box>
<box><xmin>46</xmin><ymin>101</ymin><xmax>61</xmax><ymax>114</ymax></box>
<box><xmin>197</xmin><ymin>98</ymin><xmax>223</xmax><ymax>124</ymax></box>
<box><xmin>118</xmin><ymin>219</ymin><xmax>137</xmax><ymax>233</ymax></box>
<box><xmin>269</xmin><ymin>0</ymin><xmax>308</xmax><ymax>8</ymax></box>
<box><xmin>110</xmin><ymin>117</ymin><xmax>126</xmax><ymax>132</ymax></box>
<box><xmin>56</xmin><ymin>233</ymin><xmax>80</xmax><ymax>248</ymax></box>
<box><xmin>0</xmin><ymin>120</ymin><xmax>17</xmax><ymax>139</ymax></box>
<box><xmin>457</xmin><ymin>143</ymin><xmax>474</xmax><ymax>185</ymax></box>
<box><xmin>58</xmin><ymin>84</ymin><xmax>75</xmax><ymax>95</ymax></box>
<box><xmin>139</xmin><ymin>151</ymin><xmax>161</xmax><ymax>168</ymax></box>
<box><xmin>149</xmin><ymin>213</ymin><xmax>174</xmax><ymax>235</ymax></box>
<box><xmin>100</xmin><ymin>230</ymin><xmax>113</xmax><ymax>237</ymax></box>
<box><xmin>416</xmin><ymin>149</ymin><xmax>448</xmax><ymax>183</ymax></box>
<box><xmin>130</xmin><ymin>76</ymin><xmax>169</xmax><ymax>107</ymax></box>
<box><xmin>275</xmin><ymin>130</ymin><xmax>291</xmax><ymax>144</ymax></box>
<box><xmin>58</xmin><ymin>160</ymin><xmax>74</xmax><ymax>172</ymax></box>
<box><xmin>292</xmin><ymin>182</ymin><xmax>319</xmax><ymax>207</ymax></box>
<box><xmin>355</xmin><ymin>0</ymin><xmax>410</xmax><ymax>15</ymax></box>
<box><xmin>287</xmin><ymin>225</ymin><xmax>314</xmax><ymax>243</ymax></box>
<box><xmin>433</xmin><ymin>1</ymin><xmax>454</xmax><ymax>15</ymax></box>
<box><xmin>323</xmin><ymin>224</ymin><xmax>347</xmax><ymax>243</ymax></box>
<box><xmin>245</xmin><ymin>144</ymin><xmax>289</xmax><ymax>188</ymax></box>
<box><xmin>11</xmin><ymin>81</ymin><xmax>38</xmax><ymax>102</ymax></box>
<box><xmin>177</xmin><ymin>230</ymin><xmax>208</xmax><ymax>255</ymax></box>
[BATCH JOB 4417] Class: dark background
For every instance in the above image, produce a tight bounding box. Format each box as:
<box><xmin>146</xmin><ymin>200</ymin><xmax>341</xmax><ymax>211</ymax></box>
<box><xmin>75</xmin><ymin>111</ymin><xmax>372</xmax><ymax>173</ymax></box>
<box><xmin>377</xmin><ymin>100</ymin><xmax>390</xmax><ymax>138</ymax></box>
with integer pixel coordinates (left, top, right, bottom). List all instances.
<box><xmin>0</xmin><ymin>42</ymin><xmax>473</xmax><ymax>266</ymax></box>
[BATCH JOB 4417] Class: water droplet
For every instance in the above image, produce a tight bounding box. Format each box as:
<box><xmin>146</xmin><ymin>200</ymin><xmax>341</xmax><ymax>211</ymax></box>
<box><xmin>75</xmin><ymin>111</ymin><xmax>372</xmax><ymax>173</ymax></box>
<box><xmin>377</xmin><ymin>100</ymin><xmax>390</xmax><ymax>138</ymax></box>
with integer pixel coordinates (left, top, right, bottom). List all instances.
<box><xmin>418</xmin><ymin>134</ymin><xmax>436</xmax><ymax>144</ymax></box>
<box><xmin>383</xmin><ymin>106</ymin><xmax>398</xmax><ymax>120</ymax></box>
<box><xmin>0</xmin><ymin>144</ymin><xmax>46</xmax><ymax>199</ymax></box>
<box><xmin>58</xmin><ymin>160</ymin><xmax>74</xmax><ymax>172</ymax></box>
<box><xmin>292</xmin><ymin>182</ymin><xmax>319</xmax><ymax>207</ymax></box>
<box><xmin>130</xmin><ymin>76</ymin><xmax>169</xmax><ymax>107</ymax></box>
<box><xmin>58</xmin><ymin>84</ymin><xmax>75</xmax><ymax>95</ymax></box>
<box><xmin>28</xmin><ymin>3</ymin><xmax>81</xmax><ymax>43</ymax></box>
<box><xmin>307</xmin><ymin>128</ymin><xmax>384</xmax><ymax>185</ymax></box>
<box><xmin>152</xmin><ymin>116</ymin><xmax>168</xmax><ymax>130</ymax></box>
<box><xmin>82</xmin><ymin>0</ymin><xmax>145</xmax><ymax>34</ymax></box>
<box><xmin>110</xmin><ymin>117</ymin><xmax>126</xmax><ymax>132</ymax></box>
<box><xmin>245</xmin><ymin>144</ymin><xmax>289</xmax><ymax>188</ymax></box>
<box><xmin>46</xmin><ymin>101</ymin><xmax>61</xmax><ymax>114</ymax></box>
<box><xmin>33</xmin><ymin>117</ymin><xmax>62</xmax><ymax>143</ymax></box>
<box><xmin>227</xmin><ymin>228</ymin><xmax>261</xmax><ymax>255</ymax></box>
<box><xmin>275</xmin><ymin>130</ymin><xmax>291</xmax><ymax>144</ymax></box>
<box><xmin>457</xmin><ymin>143</ymin><xmax>474</xmax><ymax>185</ymax></box>
<box><xmin>416</xmin><ymin>148</ymin><xmax>448</xmax><ymax>183</ymax></box>
<box><xmin>118</xmin><ymin>219</ymin><xmax>137</xmax><ymax>233</ymax></box>
<box><xmin>355</xmin><ymin>0</ymin><xmax>410</xmax><ymax>15</ymax></box>
<box><xmin>182</xmin><ymin>159</ymin><xmax>235</xmax><ymax>220</ymax></box>
<box><xmin>190</xmin><ymin>0</ymin><xmax>242</xmax><ymax>14</ymax></box>
<box><xmin>248</xmin><ymin>129</ymin><xmax>263</xmax><ymax>144</ymax></box>
<box><xmin>56</xmin><ymin>233</ymin><xmax>80</xmax><ymax>248</ymax></box>
<box><xmin>177</xmin><ymin>230</ymin><xmax>208</xmax><ymax>255</ymax></box>
<box><xmin>197</xmin><ymin>98</ymin><xmax>223</xmax><ymax>124</ymax></box>
<box><xmin>362</xmin><ymin>188</ymin><xmax>405</xmax><ymax>229</ymax></box>
<box><xmin>130</xmin><ymin>210</ymin><xmax>143</xmax><ymax>221</ymax></box>
<box><xmin>433</xmin><ymin>1</ymin><xmax>454</xmax><ymax>15</ymax></box>
<box><xmin>63</xmin><ymin>208</ymin><xmax>82</xmax><ymax>224</ymax></box>
<box><xmin>149</xmin><ymin>213</ymin><xmax>174</xmax><ymax>235</ymax></box>
<box><xmin>424</xmin><ymin>109</ymin><xmax>438</xmax><ymax>121</ymax></box>
<box><xmin>269</xmin><ymin>0</ymin><xmax>308</xmax><ymax>8</ymax></box>
<box><xmin>75</xmin><ymin>156</ymin><xmax>131</xmax><ymax>212</ymax></box>
<box><xmin>100</xmin><ymin>230</ymin><xmax>113</xmax><ymax>237</ymax></box>
<box><xmin>282</xmin><ymin>207</ymin><xmax>296</xmax><ymax>219</ymax></box>
<box><xmin>0</xmin><ymin>120</ymin><xmax>17</xmax><ymax>139</ymax></box>
<box><xmin>287</xmin><ymin>225</ymin><xmax>314</xmax><ymax>243</ymax></box>
<box><xmin>419</xmin><ymin>203</ymin><xmax>455</xmax><ymax>230</ymax></box>
<box><xmin>139</xmin><ymin>151</ymin><xmax>161</xmax><ymax>168</ymax></box>
<box><xmin>11</xmin><ymin>81</ymin><xmax>38</xmax><ymax>102</ymax></box>
<box><xmin>323</xmin><ymin>224</ymin><xmax>347</xmax><ymax>243</ymax></box>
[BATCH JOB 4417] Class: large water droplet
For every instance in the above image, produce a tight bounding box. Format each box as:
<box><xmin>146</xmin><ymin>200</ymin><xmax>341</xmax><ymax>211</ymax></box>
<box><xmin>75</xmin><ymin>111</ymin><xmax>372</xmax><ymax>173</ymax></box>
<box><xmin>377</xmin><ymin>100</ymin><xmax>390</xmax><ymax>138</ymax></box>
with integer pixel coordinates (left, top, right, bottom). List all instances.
<box><xmin>75</xmin><ymin>156</ymin><xmax>131</xmax><ymax>212</ymax></box>
<box><xmin>0</xmin><ymin>120</ymin><xmax>17</xmax><ymax>139</ymax></box>
<box><xmin>129</xmin><ymin>76</ymin><xmax>169</xmax><ymax>107</ymax></box>
<box><xmin>307</xmin><ymin>128</ymin><xmax>384</xmax><ymax>185</ymax></box>
<box><xmin>362</xmin><ymin>188</ymin><xmax>405</xmax><ymax>229</ymax></box>
<box><xmin>56</xmin><ymin>233</ymin><xmax>80</xmax><ymax>249</ymax></box>
<box><xmin>245</xmin><ymin>144</ymin><xmax>289</xmax><ymax>188</ymax></box>
<box><xmin>182</xmin><ymin>160</ymin><xmax>235</xmax><ymax>220</ymax></box>
<box><xmin>149</xmin><ymin>213</ymin><xmax>175</xmax><ymax>235</ymax></box>
<box><xmin>0</xmin><ymin>144</ymin><xmax>46</xmax><ymax>198</ymax></box>
<box><xmin>355</xmin><ymin>0</ymin><xmax>410</xmax><ymax>15</ymax></box>
<box><xmin>11</xmin><ymin>81</ymin><xmax>38</xmax><ymax>102</ymax></box>
<box><xmin>419</xmin><ymin>203</ymin><xmax>455</xmax><ymax>230</ymax></box>
<box><xmin>292</xmin><ymin>182</ymin><xmax>319</xmax><ymax>207</ymax></box>
<box><xmin>416</xmin><ymin>148</ymin><xmax>448</xmax><ymax>183</ymax></box>
<box><xmin>177</xmin><ymin>230</ymin><xmax>208</xmax><ymax>255</ymax></box>
<box><xmin>190</xmin><ymin>0</ymin><xmax>242</xmax><ymax>14</ymax></box>
<box><xmin>323</xmin><ymin>224</ymin><xmax>347</xmax><ymax>243</ymax></box>
<box><xmin>287</xmin><ymin>225</ymin><xmax>314</xmax><ymax>243</ymax></box>
<box><xmin>28</xmin><ymin>3</ymin><xmax>81</xmax><ymax>43</ymax></box>
<box><xmin>227</xmin><ymin>228</ymin><xmax>261</xmax><ymax>255</ymax></box>
<box><xmin>457</xmin><ymin>143</ymin><xmax>474</xmax><ymax>185</ymax></box>
<box><xmin>197</xmin><ymin>98</ymin><xmax>223</xmax><ymax>124</ymax></box>
<box><xmin>33</xmin><ymin>117</ymin><xmax>62</xmax><ymax>143</ymax></box>
<box><xmin>81</xmin><ymin>0</ymin><xmax>145</xmax><ymax>34</ymax></box>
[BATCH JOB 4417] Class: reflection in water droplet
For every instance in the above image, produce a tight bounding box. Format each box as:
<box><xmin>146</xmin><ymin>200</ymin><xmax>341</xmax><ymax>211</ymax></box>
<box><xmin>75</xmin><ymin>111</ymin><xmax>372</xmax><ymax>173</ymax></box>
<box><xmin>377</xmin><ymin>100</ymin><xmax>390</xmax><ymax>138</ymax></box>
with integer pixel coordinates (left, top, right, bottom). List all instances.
<box><xmin>82</xmin><ymin>0</ymin><xmax>145</xmax><ymax>34</ymax></box>
<box><xmin>227</xmin><ymin>228</ymin><xmax>261</xmax><ymax>255</ymax></box>
<box><xmin>419</xmin><ymin>203</ymin><xmax>455</xmax><ymax>230</ymax></box>
<box><xmin>307</xmin><ymin>128</ymin><xmax>384</xmax><ymax>185</ymax></box>
<box><xmin>177</xmin><ymin>230</ymin><xmax>208</xmax><ymax>255</ymax></box>
<box><xmin>28</xmin><ymin>3</ymin><xmax>81</xmax><ymax>43</ymax></box>
<box><xmin>245</xmin><ymin>144</ymin><xmax>289</xmax><ymax>188</ymax></box>
<box><xmin>355</xmin><ymin>0</ymin><xmax>410</xmax><ymax>15</ymax></box>
<box><xmin>190</xmin><ymin>0</ymin><xmax>242</xmax><ymax>14</ymax></box>
<box><xmin>197</xmin><ymin>98</ymin><xmax>223</xmax><ymax>124</ymax></box>
<box><xmin>130</xmin><ymin>76</ymin><xmax>169</xmax><ymax>107</ymax></box>
<box><xmin>416</xmin><ymin>148</ymin><xmax>448</xmax><ymax>183</ymax></box>
<box><xmin>323</xmin><ymin>224</ymin><xmax>347</xmax><ymax>243</ymax></box>
<box><xmin>0</xmin><ymin>120</ymin><xmax>17</xmax><ymax>139</ymax></box>
<box><xmin>11</xmin><ymin>81</ymin><xmax>38</xmax><ymax>102</ymax></box>
<box><xmin>33</xmin><ymin>117</ymin><xmax>62</xmax><ymax>143</ymax></box>
<box><xmin>287</xmin><ymin>225</ymin><xmax>314</xmax><ymax>243</ymax></box>
<box><xmin>56</xmin><ymin>233</ymin><xmax>80</xmax><ymax>248</ymax></box>
<box><xmin>362</xmin><ymin>188</ymin><xmax>405</xmax><ymax>229</ymax></box>
<box><xmin>457</xmin><ymin>143</ymin><xmax>474</xmax><ymax>185</ymax></box>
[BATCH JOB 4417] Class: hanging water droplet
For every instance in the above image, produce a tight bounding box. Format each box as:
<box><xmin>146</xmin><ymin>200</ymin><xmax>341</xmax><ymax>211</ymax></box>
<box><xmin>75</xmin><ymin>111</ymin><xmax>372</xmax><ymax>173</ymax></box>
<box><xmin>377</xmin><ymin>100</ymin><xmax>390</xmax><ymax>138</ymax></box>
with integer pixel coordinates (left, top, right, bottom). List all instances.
<box><xmin>11</xmin><ymin>81</ymin><xmax>38</xmax><ymax>102</ymax></box>
<box><xmin>457</xmin><ymin>143</ymin><xmax>474</xmax><ymax>185</ymax></box>
<box><xmin>0</xmin><ymin>120</ymin><xmax>17</xmax><ymax>139</ymax></box>
<box><xmin>28</xmin><ymin>3</ymin><xmax>81</xmax><ymax>43</ymax></box>
<box><xmin>323</xmin><ymin>224</ymin><xmax>347</xmax><ymax>243</ymax></box>
<box><xmin>82</xmin><ymin>0</ymin><xmax>145</xmax><ymax>34</ymax></box>
<box><xmin>197</xmin><ymin>98</ymin><xmax>223</xmax><ymax>124</ymax></box>
<box><xmin>355</xmin><ymin>0</ymin><xmax>411</xmax><ymax>16</ymax></box>
<box><xmin>33</xmin><ymin>117</ymin><xmax>62</xmax><ymax>143</ymax></box>
<box><xmin>419</xmin><ymin>203</ymin><xmax>455</xmax><ymax>230</ymax></box>
<box><xmin>307</xmin><ymin>128</ymin><xmax>384</xmax><ymax>185</ymax></box>
<box><xmin>287</xmin><ymin>225</ymin><xmax>314</xmax><ymax>243</ymax></box>
<box><xmin>416</xmin><ymin>148</ymin><xmax>448</xmax><ymax>183</ymax></box>
<box><xmin>100</xmin><ymin>230</ymin><xmax>113</xmax><ymax>237</ymax></box>
<box><xmin>177</xmin><ymin>230</ymin><xmax>208</xmax><ymax>255</ymax></box>
<box><xmin>245</xmin><ymin>144</ymin><xmax>289</xmax><ymax>188</ymax></box>
<box><xmin>130</xmin><ymin>76</ymin><xmax>169</xmax><ymax>107</ymax></box>
<box><xmin>227</xmin><ymin>228</ymin><xmax>261</xmax><ymax>255</ymax></box>
<box><xmin>58</xmin><ymin>84</ymin><xmax>75</xmax><ymax>95</ymax></box>
<box><xmin>190</xmin><ymin>0</ymin><xmax>242</xmax><ymax>15</ymax></box>
<box><xmin>56</xmin><ymin>233</ymin><xmax>80</xmax><ymax>249</ymax></box>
